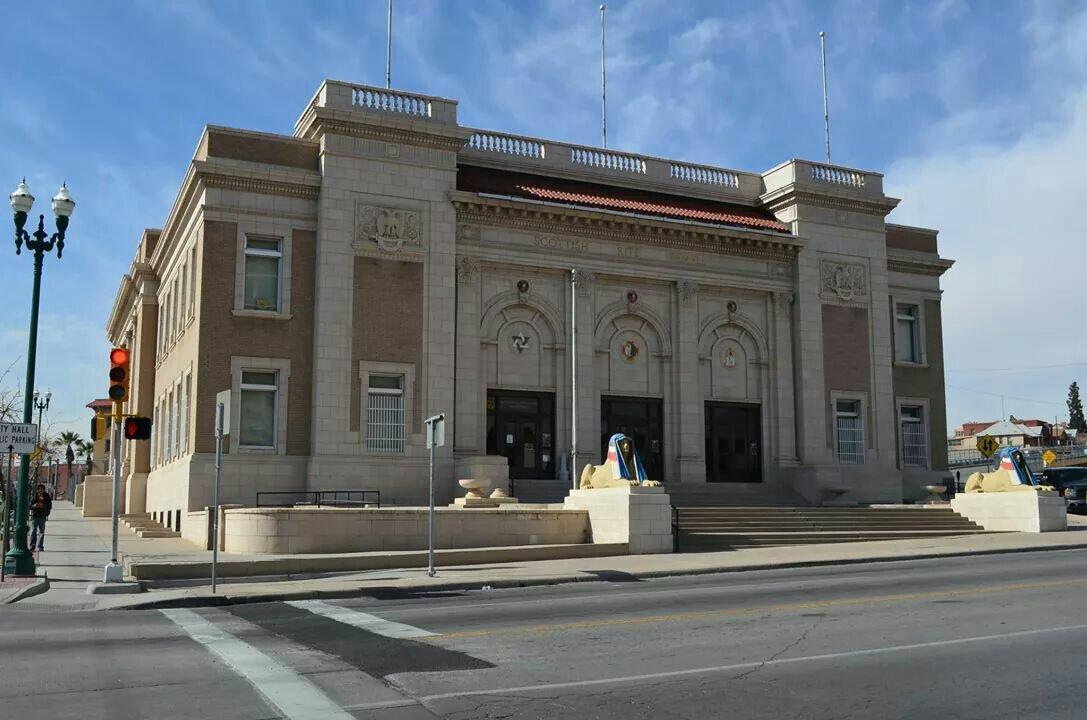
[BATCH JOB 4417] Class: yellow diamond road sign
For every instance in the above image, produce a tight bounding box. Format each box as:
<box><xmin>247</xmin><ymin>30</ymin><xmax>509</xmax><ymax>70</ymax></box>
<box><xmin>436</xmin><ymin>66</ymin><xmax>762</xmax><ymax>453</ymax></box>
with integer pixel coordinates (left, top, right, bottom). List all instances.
<box><xmin>976</xmin><ymin>435</ymin><xmax>1000</xmax><ymax>458</ymax></box>
<box><xmin>1043</xmin><ymin>450</ymin><xmax>1057</xmax><ymax>466</ymax></box>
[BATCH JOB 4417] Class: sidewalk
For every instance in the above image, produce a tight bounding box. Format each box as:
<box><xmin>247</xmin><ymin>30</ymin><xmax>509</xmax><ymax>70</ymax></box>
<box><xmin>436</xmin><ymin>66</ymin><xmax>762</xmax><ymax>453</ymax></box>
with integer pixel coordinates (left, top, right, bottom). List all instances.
<box><xmin>13</xmin><ymin>501</ymin><xmax>1087</xmax><ymax>611</ymax></box>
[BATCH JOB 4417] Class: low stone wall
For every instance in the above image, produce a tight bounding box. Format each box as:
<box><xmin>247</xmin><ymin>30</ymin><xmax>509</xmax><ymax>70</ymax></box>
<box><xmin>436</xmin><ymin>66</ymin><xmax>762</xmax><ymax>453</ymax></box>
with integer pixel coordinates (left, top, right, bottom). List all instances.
<box><xmin>222</xmin><ymin>506</ymin><xmax>590</xmax><ymax>554</ymax></box>
<box><xmin>74</xmin><ymin>483</ymin><xmax>84</xmax><ymax>508</ymax></box>
<box><xmin>564</xmin><ymin>486</ymin><xmax>673</xmax><ymax>554</ymax></box>
<box><xmin>81</xmin><ymin>475</ymin><xmax>123</xmax><ymax>518</ymax></box>
<box><xmin>951</xmin><ymin>491</ymin><xmax>1067</xmax><ymax>532</ymax></box>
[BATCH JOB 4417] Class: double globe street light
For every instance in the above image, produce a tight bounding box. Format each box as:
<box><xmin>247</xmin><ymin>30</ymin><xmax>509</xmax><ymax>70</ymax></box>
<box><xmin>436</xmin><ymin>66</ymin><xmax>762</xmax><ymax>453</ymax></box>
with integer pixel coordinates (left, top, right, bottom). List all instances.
<box><xmin>5</xmin><ymin>180</ymin><xmax>74</xmax><ymax>576</ymax></box>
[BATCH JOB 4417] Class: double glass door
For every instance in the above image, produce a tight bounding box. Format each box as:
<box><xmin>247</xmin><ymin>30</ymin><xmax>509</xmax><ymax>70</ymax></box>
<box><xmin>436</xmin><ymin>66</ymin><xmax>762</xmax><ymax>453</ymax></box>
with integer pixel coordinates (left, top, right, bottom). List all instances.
<box><xmin>486</xmin><ymin>391</ymin><xmax>555</xmax><ymax>480</ymax></box>
<box><xmin>600</xmin><ymin>396</ymin><xmax>664</xmax><ymax>481</ymax></box>
<box><xmin>705</xmin><ymin>402</ymin><xmax>762</xmax><ymax>483</ymax></box>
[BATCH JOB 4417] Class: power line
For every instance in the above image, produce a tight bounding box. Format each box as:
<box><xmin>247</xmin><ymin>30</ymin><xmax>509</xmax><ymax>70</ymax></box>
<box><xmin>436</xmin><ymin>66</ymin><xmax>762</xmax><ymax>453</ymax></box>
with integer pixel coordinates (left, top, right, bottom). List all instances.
<box><xmin>946</xmin><ymin>361</ymin><xmax>1087</xmax><ymax>373</ymax></box>
<box><xmin>946</xmin><ymin>384</ymin><xmax>1065</xmax><ymax>407</ymax></box>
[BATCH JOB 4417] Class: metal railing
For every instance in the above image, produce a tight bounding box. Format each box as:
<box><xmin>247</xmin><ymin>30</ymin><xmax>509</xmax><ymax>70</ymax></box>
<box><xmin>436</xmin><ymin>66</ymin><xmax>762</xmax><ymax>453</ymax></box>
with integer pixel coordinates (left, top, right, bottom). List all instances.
<box><xmin>948</xmin><ymin>445</ymin><xmax>1087</xmax><ymax>468</ymax></box>
<box><xmin>671</xmin><ymin>504</ymin><xmax>680</xmax><ymax>553</ymax></box>
<box><xmin>255</xmin><ymin>490</ymin><xmax>381</xmax><ymax>508</ymax></box>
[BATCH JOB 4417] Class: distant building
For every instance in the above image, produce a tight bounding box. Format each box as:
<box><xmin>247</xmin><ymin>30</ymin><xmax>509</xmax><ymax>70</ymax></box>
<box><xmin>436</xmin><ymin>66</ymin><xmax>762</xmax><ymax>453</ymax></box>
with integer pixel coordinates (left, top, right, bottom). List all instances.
<box><xmin>105</xmin><ymin>79</ymin><xmax>955</xmax><ymax>521</ymax></box>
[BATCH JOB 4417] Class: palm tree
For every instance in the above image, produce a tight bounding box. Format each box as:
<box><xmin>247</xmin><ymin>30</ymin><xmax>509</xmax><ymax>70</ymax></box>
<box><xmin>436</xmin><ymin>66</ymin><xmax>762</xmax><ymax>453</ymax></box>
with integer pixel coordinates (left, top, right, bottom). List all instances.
<box><xmin>76</xmin><ymin>440</ymin><xmax>93</xmax><ymax>476</ymax></box>
<box><xmin>59</xmin><ymin>431</ymin><xmax>82</xmax><ymax>493</ymax></box>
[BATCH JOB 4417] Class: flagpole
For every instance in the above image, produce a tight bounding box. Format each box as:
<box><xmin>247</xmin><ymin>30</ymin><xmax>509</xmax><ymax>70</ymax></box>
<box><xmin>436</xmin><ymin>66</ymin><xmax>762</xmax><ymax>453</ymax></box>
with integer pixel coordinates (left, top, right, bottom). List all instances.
<box><xmin>600</xmin><ymin>4</ymin><xmax>607</xmax><ymax>148</ymax></box>
<box><xmin>820</xmin><ymin>31</ymin><xmax>831</xmax><ymax>164</ymax></box>
<box><xmin>386</xmin><ymin>0</ymin><xmax>393</xmax><ymax>89</ymax></box>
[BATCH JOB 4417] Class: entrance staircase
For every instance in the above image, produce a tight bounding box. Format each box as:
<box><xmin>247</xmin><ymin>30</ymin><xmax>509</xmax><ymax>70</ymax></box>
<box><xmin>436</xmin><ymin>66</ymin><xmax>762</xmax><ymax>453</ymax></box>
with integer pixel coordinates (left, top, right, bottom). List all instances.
<box><xmin>121</xmin><ymin>514</ymin><xmax>180</xmax><ymax>539</ymax></box>
<box><xmin>674</xmin><ymin>506</ymin><xmax>986</xmax><ymax>551</ymax></box>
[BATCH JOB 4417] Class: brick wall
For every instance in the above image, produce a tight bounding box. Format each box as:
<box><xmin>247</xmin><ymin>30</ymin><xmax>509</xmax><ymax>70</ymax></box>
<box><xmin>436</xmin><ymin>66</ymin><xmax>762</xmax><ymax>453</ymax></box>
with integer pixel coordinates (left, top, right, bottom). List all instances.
<box><xmin>892</xmin><ymin>300</ymin><xmax>949</xmax><ymax>469</ymax></box>
<box><xmin>196</xmin><ymin>220</ymin><xmax>316</xmax><ymax>454</ymax></box>
<box><xmin>349</xmin><ymin>257</ymin><xmax>424</xmax><ymax>432</ymax></box>
<box><xmin>822</xmin><ymin>304</ymin><xmax>872</xmax><ymax>448</ymax></box>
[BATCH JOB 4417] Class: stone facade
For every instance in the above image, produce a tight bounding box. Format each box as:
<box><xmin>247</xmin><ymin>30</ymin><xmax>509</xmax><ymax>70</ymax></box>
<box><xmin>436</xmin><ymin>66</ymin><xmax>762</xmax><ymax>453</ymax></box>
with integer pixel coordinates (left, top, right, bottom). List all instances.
<box><xmin>105</xmin><ymin>80</ymin><xmax>954</xmax><ymax>520</ymax></box>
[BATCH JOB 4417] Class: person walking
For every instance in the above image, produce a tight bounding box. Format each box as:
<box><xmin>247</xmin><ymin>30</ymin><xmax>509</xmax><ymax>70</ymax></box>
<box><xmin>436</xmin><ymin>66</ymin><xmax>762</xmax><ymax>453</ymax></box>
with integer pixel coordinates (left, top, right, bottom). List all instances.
<box><xmin>28</xmin><ymin>483</ymin><xmax>52</xmax><ymax>551</ymax></box>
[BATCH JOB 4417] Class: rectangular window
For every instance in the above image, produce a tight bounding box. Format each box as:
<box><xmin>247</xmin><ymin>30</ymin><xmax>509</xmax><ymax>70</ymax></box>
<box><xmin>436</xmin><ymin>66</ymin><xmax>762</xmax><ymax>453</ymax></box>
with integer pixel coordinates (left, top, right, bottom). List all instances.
<box><xmin>174</xmin><ymin>385</ymin><xmax>182</xmax><ymax>457</ymax></box>
<box><xmin>180</xmin><ymin>264</ymin><xmax>187</xmax><ymax>328</ymax></box>
<box><xmin>243</xmin><ymin>237</ymin><xmax>282</xmax><ymax>312</ymax></box>
<box><xmin>166</xmin><ymin>390</ymin><xmax>174</xmax><ymax>461</ymax></box>
<box><xmin>895</xmin><ymin>304</ymin><xmax>921</xmax><ymax>363</ymax></box>
<box><xmin>189</xmin><ymin>247</ymin><xmax>197</xmax><ymax>318</ymax></box>
<box><xmin>239</xmin><ymin>370</ymin><xmax>277</xmax><ymax>448</ymax></box>
<box><xmin>835</xmin><ymin>399</ymin><xmax>865</xmax><ymax>464</ymax></box>
<box><xmin>900</xmin><ymin>405</ymin><xmax>928</xmax><ymax>468</ymax></box>
<box><xmin>367</xmin><ymin>375</ymin><xmax>405</xmax><ymax>453</ymax></box>
<box><xmin>182</xmin><ymin>374</ymin><xmax>191</xmax><ymax>455</ymax></box>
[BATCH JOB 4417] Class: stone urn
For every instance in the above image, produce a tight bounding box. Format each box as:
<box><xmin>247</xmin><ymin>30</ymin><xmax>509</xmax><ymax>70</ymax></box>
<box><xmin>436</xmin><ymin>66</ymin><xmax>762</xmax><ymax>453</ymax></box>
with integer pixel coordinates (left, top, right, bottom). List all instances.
<box><xmin>924</xmin><ymin>484</ymin><xmax>948</xmax><ymax>503</ymax></box>
<box><xmin>458</xmin><ymin>478</ymin><xmax>492</xmax><ymax>499</ymax></box>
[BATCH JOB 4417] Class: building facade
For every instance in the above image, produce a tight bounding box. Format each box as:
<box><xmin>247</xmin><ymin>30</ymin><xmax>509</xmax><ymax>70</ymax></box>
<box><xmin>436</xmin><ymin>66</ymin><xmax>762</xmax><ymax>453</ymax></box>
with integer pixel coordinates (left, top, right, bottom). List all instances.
<box><xmin>106</xmin><ymin>80</ymin><xmax>953</xmax><ymax>521</ymax></box>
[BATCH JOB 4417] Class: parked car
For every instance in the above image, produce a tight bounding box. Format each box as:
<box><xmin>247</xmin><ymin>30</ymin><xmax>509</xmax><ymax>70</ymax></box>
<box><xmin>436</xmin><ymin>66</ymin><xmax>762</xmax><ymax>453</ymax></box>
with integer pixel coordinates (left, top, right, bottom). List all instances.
<box><xmin>1037</xmin><ymin>467</ymin><xmax>1087</xmax><ymax>513</ymax></box>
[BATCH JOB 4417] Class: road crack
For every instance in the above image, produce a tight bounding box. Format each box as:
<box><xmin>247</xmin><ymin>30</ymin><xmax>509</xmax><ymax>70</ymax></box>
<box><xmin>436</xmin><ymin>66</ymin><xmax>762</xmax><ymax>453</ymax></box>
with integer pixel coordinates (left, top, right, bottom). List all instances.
<box><xmin>731</xmin><ymin>616</ymin><xmax>822</xmax><ymax>682</ymax></box>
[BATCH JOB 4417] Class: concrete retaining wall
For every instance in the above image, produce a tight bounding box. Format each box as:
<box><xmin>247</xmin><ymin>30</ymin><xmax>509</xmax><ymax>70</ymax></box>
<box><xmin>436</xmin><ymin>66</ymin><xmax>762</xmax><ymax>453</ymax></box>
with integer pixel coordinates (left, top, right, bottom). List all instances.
<box><xmin>221</xmin><ymin>506</ymin><xmax>590</xmax><ymax>554</ymax></box>
<box><xmin>81</xmin><ymin>475</ymin><xmax>123</xmax><ymax>518</ymax></box>
<box><xmin>950</xmin><ymin>491</ymin><xmax>1067</xmax><ymax>532</ymax></box>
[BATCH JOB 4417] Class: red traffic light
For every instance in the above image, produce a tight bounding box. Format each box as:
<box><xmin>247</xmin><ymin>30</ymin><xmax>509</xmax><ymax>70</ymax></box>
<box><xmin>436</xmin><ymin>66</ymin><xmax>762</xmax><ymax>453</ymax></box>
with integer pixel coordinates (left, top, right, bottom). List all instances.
<box><xmin>123</xmin><ymin>416</ymin><xmax>152</xmax><ymax>441</ymax></box>
<box><xmin>109</xmin><ymin>347</ymin><xmax>131</xmax><ymax>403</ymax></box>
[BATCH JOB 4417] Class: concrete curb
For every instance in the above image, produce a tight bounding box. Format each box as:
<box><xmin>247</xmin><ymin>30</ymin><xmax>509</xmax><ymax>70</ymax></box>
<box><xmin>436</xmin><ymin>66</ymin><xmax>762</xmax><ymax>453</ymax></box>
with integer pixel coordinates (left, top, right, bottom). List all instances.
<box><xmin>98</xmin><ymin>541</ymin><xmax>1087</xmax><ymax>611</ymax></box>
<box><xmin>1</xmin><ymin>573</ymin><xmax>50</xmax><ymax>605</ymax></box>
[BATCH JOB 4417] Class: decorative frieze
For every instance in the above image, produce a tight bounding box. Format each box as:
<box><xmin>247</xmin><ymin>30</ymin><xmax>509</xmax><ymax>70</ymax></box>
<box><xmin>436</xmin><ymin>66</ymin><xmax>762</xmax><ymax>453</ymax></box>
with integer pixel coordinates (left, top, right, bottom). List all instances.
<box><xmin>353</xmin><ymin>204</ymin><xmax>422</xmax><ymax>258</ymax></box>
<box><xmin>819</xmin><ymin>260</ymin><xmax>868</xmax><ymax>303</ymax></box>
<box><xmin>456</xmin><ymin>256</ymin><xmax>480</xmax><ymax>284</ymax></box>
<box><xmin>571</xmin><ymin>268</ymin><xmax>596</xmax><ymax>298</ymax></box>
<box><xmin>676</xmin><ymin>280</ymin><xmax>699</xmax><ymax>307</ymax></box>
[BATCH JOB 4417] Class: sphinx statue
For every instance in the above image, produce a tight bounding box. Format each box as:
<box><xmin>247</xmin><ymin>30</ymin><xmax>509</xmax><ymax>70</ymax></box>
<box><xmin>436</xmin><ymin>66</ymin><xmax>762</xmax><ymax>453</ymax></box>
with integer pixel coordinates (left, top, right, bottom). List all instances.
<box><xmin>580</xmin><ymin>433</ymin><xmax>662</xmax><ymax>489</ymax></box>
<box><xmin>965</xmin><ymin>447</ymin><xmax>1053</xmax><ymax>493</ymax></box>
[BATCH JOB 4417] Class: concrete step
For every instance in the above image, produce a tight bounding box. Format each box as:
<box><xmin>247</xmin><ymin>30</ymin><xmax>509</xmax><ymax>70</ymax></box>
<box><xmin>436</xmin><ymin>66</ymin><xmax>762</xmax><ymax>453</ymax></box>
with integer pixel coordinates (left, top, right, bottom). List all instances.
<box><xmin>122</xmin><ymin>514</ymin><xmax>180</xmax><ymax>539</ymax></box>
<box><xmin>679</xmin><ymin>529</ymin><xmax>989</xmax><ymax>550</ymax></box>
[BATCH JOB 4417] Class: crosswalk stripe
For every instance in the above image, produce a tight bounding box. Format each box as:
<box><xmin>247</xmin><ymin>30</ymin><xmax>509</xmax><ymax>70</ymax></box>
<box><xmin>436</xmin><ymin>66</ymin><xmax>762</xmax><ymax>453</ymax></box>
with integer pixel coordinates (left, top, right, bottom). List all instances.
<box><xmin>286</xmin><ymin>599</ymin><xmax>437</xmax><ymax>638</ymax></box>
<box><xmin>160</xmin><ymin>608</ymin><xmax>355</xmax><ymax>720</ymax></box>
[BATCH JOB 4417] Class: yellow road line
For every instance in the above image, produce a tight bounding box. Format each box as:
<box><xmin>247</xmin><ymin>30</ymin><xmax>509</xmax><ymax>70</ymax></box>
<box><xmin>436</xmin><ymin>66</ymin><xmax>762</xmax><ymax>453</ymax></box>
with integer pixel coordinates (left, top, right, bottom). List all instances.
<box><xmin>439</xmin><ymin>576</ymin><xmax>1087</xmax><ymax>640</ymax></box>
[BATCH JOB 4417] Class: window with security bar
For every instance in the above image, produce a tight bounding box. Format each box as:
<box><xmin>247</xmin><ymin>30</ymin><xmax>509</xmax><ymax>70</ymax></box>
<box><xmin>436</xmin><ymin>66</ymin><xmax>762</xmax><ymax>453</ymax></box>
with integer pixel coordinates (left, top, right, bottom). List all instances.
<box><xmin>900</xmin><ymin>405</ymin><xmax>928</xmax><ymax>467</ymax></box>
<box><xmin>367</xmin><ymin>374</ymin><xmax>405</xmax><ymax>452</ymax></box>
<box><xmin>835</xmin><ymin>399</ymin><xmax>865</xmax><ymax>464</ymax></box>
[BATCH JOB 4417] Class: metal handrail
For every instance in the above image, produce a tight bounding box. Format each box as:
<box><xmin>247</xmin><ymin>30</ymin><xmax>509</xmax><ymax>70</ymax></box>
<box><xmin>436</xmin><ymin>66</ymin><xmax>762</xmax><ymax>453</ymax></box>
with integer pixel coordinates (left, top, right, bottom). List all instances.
<box><xmin>255</xmin><ymin>490</ymin><xmax>381</xmax><ymax>508</ymax></box>
<box><xmin>671</xmin><ymin>504</ymin><xmax>680</xmax><ymax>553</ymax></box>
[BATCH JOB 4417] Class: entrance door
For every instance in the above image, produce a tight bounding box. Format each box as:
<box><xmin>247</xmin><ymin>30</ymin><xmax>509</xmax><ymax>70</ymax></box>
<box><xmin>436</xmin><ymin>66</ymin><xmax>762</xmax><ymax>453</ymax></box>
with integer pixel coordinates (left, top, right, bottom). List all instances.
<box><xmin>486</xmin><ymin>391</ymin><xmax>555</xmax><ymax>480</ymax></box>
<box><xmin>601</xmin><ymin>397</ymin><xmax>664</xmax><ymax>481</ymax></box>
<box><xmin>705</xmin><ymin>402</ymin><xmax>762</xmax><ymax>483</ymax></box>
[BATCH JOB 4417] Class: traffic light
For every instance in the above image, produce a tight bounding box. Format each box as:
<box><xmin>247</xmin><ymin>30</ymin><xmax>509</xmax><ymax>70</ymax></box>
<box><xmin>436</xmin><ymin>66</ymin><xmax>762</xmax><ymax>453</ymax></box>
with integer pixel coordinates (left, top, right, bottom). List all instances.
<box><xmin>90</xmin><ymin>414</ymin><xmax>106</xmax><ymax>441</ymax></box>
<box><xmin>123</xmin><ymin>416</ymin><xmax>152</xmax><ymax>441</ymax></box>
<box><xmin>108</xmin><ymin>347</ymin><xmax>130</xmax><ymax>403</ymax></box>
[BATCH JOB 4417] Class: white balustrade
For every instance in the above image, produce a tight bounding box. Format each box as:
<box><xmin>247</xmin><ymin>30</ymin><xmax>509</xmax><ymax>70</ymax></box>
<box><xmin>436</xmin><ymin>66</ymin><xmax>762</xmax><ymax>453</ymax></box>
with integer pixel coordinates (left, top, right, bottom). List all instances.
<box><xmin>351</xmin><ymin>87</ymin><xmax>431</xmax><ymax>118</ymax></box>
<box><xmin>570</xmin><ymin>147</ymin><xmax>647</xmax><ymax>174</ymax></box>
<box><xmin>466</xmin><ymin>131</ymin><xmax>545</xmax><ymax>159</ymax></box>
<box><xmin>670</xmin><ymin>162</ymin><xmax>740</xmax><ymax>188</ymax></box>
<box><xmin>811</xmin><ymin>163</ymin><xmax>866</xmax><ymax>188</ymax></box>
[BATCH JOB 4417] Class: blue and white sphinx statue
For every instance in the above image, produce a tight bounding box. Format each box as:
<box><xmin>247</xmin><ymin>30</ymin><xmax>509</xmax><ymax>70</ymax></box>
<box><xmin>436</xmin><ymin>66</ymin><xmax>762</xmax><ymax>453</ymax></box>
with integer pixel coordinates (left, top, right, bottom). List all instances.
<box><xmin>579</xmin><ymin>433</ymin><xmax>661</xmax><ymax>489</ymax></box>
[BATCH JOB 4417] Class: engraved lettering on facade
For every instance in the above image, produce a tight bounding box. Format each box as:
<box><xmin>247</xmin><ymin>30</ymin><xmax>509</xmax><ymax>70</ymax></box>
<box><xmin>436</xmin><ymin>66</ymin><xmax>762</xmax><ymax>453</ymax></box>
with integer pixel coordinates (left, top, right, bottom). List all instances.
<box><xmin>533</xmin><ymin>235</ymin><xmax>589</xmax><ymax>253</ymax></box>
<box><xmin>617</xmin><ymin>245</ymin><xmax>640</xmax><ymax>259</ymax></box>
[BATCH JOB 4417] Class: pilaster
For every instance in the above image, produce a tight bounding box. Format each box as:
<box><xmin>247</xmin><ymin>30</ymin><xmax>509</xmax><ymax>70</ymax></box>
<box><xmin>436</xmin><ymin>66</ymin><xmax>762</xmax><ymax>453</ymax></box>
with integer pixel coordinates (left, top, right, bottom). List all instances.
<box><xmin>675</xmin><ymin>280</ymin><xmax>705</xmax><ymax>483</ymax></box>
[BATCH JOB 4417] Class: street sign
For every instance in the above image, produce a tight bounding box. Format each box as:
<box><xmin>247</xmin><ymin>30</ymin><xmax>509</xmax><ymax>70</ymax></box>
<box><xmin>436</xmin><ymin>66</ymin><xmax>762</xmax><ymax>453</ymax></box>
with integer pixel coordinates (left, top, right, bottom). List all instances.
<box><xmin>0</xmin><ymin>423</ymin><xmax>37</xmax><ymax>454</ymax></box>
<box><xmin>426</xmin><ymin>414</ymin><xmax>446</xmax><ymax>449</ymax></box>
<box><xmin>976</xmin><ymin>435</ymin><xmax>1000</xmax><ymax>458</ymax></box>
<box><xmin>1043</xmin><ymin>450</ymin><xmax>1057</xmax><ymax>466</ymax></box>
<box><xmin>29</xmin><ymin>447</ymin><xmax>43</xmax><ymax>462</ymax></box>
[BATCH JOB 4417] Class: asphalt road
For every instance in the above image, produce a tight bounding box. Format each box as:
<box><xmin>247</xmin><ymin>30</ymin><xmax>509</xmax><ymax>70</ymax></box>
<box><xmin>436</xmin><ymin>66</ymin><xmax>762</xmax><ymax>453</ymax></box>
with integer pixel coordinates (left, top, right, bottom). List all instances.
<box><xmin>3</xmin><ymin>549</ymin><xmax>1087</xmax><ymax>719</ymax></box>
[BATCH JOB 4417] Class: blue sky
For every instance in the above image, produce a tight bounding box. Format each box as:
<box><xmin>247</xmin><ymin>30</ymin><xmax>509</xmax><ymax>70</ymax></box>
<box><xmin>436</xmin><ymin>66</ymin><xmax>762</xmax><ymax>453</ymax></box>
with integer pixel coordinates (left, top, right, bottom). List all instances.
<box><xmin>2</xmin><ymin>0</ymin><xmax>1086</xmax><ymax>439</ymax></box>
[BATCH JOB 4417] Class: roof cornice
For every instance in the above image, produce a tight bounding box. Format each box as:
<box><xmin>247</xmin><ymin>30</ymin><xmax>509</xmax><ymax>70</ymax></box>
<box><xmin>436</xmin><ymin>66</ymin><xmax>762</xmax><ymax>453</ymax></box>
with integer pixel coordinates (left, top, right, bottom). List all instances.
<box><xmin>886</xmin><ymin>249</ymin><xmax>955</xmax><ymax>277</ymax></box>
<box><xmin>451</xmin><ymin>190</ymin><xmax>804</xmax><ymax>263</ymax></box>
<box><xmin>760</xmin><ymin>185</ymin><xmax>900</xmax><ymax>217</ymax></box>
<box><xmin>296</xmin><ymin>107</ymin><xmax>472</xmax><ymax>153</ymax></box>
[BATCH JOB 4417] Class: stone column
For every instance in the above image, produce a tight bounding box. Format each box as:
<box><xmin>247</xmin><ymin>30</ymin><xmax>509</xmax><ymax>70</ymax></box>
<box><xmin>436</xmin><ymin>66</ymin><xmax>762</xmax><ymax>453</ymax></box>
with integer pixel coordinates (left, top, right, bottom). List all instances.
<box><xmin>771</xmin><ymin>291</ymin><xmax>799</xmax><ymax>465</ymax></box>
<box><xmin>794</xmin><ymin>249</ymin><xmax>831</xmax><ymax>464</ymax></box>
<box><xmin>453</xmin><ymin>255</ymin><xmax>483</xmax><ymax>455</ymax></box>
<box><xmin>674</xmin><ymin>281</ymin><xmax>705</xmax><ymax>483</ymax></box>
<box><xmin>571</xmin><ymin>269</ymin><xmax>598</xmax><ymax>478</ymax></box>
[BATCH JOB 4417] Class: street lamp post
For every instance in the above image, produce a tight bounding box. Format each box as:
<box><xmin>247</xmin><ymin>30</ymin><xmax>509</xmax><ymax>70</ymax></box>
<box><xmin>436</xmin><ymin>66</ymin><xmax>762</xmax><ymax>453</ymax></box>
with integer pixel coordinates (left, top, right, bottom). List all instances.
<box><xmin>4</xmin><ymin>180</ymin><xmax>74</xmax><ymax>577</ymax></box>
<box><xmin>32</xmin><ymin>390</ymin><xmax>51</xmax><ymax>484</ymax></box>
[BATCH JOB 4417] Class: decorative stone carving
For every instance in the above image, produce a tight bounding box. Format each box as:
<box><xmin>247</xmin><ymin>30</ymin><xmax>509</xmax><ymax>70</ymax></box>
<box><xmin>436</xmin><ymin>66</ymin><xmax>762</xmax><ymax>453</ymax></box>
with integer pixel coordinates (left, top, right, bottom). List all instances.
<box><xmin>571</xmin><ymin>268</ymin><xmax>595</xmax><ymax>298</ymax></box>
<box><xmin>456</xmin><ymin>256</ymin><xmax>480</xmax><ymax>284</ymax></box>
<box><xmin>676</xmin><ymin>280</ymin><xmax>699</xmax><ymax>307</ymax></box>
<box><xmin>820</xmin><ymin>260</ymin><xmax>867</xmax><ymax>303</ymax></box>
<box><xmin>355</xmin><ymin>205</ymin><xmax>420</xmax><ymax>254</ymax></box>
<box><xmin>772</xmin><ymin>291</ymin><xmax>795</xmax><ymax>313</ymax></box>
<box><xmin>619</xmin><ymin>339</ymin><xmax>640</xmax><ymax>363</ymax></box>
<box><xmin>723</xmin><ymin>347</ymin><xmax>737</xmax><ymax>368</ymax></box>
<box><xmin>511</xmin><ymin>332</ymin><xmax>530</xmax><ymax>353</ymax></box>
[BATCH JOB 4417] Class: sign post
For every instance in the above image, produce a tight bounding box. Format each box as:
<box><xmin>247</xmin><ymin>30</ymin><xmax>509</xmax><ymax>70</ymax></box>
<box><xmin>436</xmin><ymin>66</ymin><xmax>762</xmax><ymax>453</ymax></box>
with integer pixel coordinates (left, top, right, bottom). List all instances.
<box><xmin>211</xmin><ymin>402</ymin><xmax>225</xmax><ymax>593</ymax></box>
<box><xmin>103</xmin><ymin>412</ymin><xmax>124</xmax><ymax>583</ymax></box>
<box><xmin>1</xmin><ymin>447</ymin><xmax>13</xmax><ymax>583</ymax></box>
<box><xmin>424</xmin><ymin>413</ymin><xmax>445</xmax><ymax>578</ymax></box>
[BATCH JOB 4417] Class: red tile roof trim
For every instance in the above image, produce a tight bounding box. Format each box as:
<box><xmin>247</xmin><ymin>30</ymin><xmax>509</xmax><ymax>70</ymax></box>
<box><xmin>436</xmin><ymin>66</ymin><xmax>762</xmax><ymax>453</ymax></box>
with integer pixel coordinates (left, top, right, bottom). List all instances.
<box><xmin>515</xmin><ymin>185</ymin><xmax>790</xmax><ymax>232</ymax></box>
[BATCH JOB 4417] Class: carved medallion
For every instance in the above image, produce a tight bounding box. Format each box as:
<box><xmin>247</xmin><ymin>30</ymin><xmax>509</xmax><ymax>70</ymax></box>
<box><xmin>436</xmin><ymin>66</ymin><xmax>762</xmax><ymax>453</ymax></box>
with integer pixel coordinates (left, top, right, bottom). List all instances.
<box><xmin>820</xmin><ymin>260</ymin><xmax>867</xmax><ymax>303</ymax></box>
<box><xmin>619</xmin><ymin>340</ymin><xmax>640</xmax><ymax>363</ymax></box>
<box><xmin>724</xmin><ymin>347</ymin><xmax>737</xmax><ymax>368</ymax></box>
<box><xmin>511</xmin><ymin>332</ymin><xmax>530</xmax><ymax>353</ymax></box>
<box><xmin>356</xmin><ymin>205</ymin><xmax>420</xmax><ymax>254</ymax></box>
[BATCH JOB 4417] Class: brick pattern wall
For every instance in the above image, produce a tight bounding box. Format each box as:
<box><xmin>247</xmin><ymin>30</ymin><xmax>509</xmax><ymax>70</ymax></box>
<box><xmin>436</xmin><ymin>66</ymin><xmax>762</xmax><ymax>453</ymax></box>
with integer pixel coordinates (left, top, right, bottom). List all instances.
<box><xmin>349</xmin><ymin>257</ymin><xmax>424</xmax><ymax>432</ymax></box>
<box><xmin>196</xmin><ymin>221</ymin><xmax>316</xmax><ymax>454</ymax></box>
<box><xmin>205</xmin><ymin>130</ymin><xmax>319</xmax><ymax>171</ymax></box>
<box><xmin>891</xmin><ymin>300</ymin><xmax>949</xmax><ymax>469</ymax></box>
<box><xmin>822</xmin><ymin>304</ymin><xmax>872</xmax><ymax>448</ymax></box>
